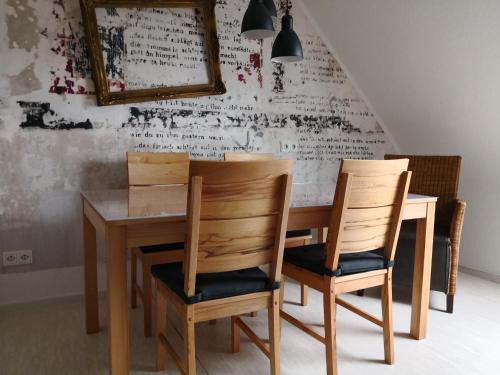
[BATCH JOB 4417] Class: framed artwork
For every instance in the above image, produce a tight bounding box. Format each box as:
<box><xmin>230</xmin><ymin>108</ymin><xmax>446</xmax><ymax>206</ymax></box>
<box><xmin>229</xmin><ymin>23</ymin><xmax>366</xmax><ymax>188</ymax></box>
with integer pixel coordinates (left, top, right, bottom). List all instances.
<box><xmin>80</xmin><ymin>0</ymin><xmax>226</xmax><ymax>105</ymax></box>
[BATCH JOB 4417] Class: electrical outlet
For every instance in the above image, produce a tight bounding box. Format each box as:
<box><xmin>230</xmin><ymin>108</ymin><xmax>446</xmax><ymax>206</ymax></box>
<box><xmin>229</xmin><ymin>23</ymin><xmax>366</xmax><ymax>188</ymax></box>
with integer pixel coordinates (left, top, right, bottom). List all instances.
<box><xmin>2</xmin><ymin>250</ymin><xmax>33</xmax><ymax>266</ymax></box>
<box><xmin>2</xmin><ymin>251</ymin><xmax>19</xmax><ymax>266</ymax></box>
<box><xmin>18</xmin><ymin>250</ymin><xmax>32</xmax><ymax>265</ymax></box>
<box><xmin>281</xmin><ymin>141</ymin><xmax>292</xmax><ymax>153</ymax></box>
<box><xmin>281</xmin><ymin>141</ymin><xmax>298</xmax><ymax>153</ymax></box>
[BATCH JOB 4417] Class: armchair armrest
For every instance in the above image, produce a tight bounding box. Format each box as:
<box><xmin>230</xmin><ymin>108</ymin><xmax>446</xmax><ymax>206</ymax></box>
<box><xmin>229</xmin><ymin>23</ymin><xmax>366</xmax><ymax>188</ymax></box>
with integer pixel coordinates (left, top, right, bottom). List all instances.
<box><xmin>448</xmin><ymin>199</ymin><xmax>467</xmax><ymax>295</ymax></box>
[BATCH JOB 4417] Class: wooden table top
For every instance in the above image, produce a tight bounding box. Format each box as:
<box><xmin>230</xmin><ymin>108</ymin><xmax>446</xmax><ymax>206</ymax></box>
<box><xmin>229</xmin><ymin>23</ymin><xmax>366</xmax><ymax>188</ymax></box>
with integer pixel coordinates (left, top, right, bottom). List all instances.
<box><xmin>81</xmin><ymin>185</ymin><xmax>437</xmax><ymax>225</ymax></box>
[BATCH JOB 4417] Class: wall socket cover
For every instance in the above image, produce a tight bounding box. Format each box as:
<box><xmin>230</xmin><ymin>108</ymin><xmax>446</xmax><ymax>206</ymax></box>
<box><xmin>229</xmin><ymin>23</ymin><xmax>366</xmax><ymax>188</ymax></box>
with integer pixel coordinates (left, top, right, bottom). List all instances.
<box><xmin>280</xmin><ymin>141</ymin><xmax>298</xmax><ymax>153</ymax></box>
<box><xmin>18</xmin><ymin>250</ymin><xmax>33</xmax><ymax>265</ymax></box>
<box><xmin>2</xmin><ymin>252</ymin><xmax>18</xmax><ymax>266</ymax></box>
<box><xmin>2</xmin><ymin>250</ymin><xmax>33</xmax><ymax>266</ymax></box>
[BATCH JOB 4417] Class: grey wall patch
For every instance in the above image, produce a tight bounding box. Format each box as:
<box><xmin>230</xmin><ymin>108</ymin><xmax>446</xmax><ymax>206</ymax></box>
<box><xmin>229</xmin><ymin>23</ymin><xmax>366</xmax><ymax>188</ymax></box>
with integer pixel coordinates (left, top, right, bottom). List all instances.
<box><xmin>6</xmin><ymin>0</ymin><xmax>41</xmax><ymax>52</ymax></box>
<box><xmin>9</xmin><ymin>63</ymin><xmax>42</xmax><ymax>96</ymax></box>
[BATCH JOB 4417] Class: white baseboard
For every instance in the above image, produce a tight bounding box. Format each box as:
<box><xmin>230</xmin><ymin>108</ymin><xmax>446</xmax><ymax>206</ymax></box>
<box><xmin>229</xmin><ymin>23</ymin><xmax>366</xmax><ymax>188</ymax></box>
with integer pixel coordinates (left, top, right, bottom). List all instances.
<box><xmin>459</xmin><ymin>265</ymin><xmax>500</xmax><ymax>284</ymax></box>
<box><xmin>0</xmin><ymin>262</ymin><xmax>130</xmax><ymax>307</ymax></box>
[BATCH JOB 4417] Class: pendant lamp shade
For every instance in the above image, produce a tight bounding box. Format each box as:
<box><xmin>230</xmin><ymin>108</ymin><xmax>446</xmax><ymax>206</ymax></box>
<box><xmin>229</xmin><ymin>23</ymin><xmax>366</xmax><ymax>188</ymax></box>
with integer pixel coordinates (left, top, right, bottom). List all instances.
<box><xmin>271</xmin><ymin>14</ymin><xmax>303</xmax><ymax>63</ymax></box>
<box><xmin>241</xmin><ymin>0</ymin><xmax>275</xmax><ymax>40</ymax></box>
<box><xmin>263</xmin><ymin>0</ymin><xmax>277</xmax><ymax>18</ymax></box>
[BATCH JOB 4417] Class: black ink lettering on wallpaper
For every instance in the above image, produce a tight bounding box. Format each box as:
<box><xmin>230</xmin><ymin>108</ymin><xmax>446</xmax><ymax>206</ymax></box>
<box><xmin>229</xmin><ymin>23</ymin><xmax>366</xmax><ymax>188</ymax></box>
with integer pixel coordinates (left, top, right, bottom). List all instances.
<box><xmin>18</xmin><ymin>101</ymin><xmax>93</xmax><ymax>130</ymax></box>
<box><xmin>125</xmin><ymin>107</ymin><xmax>360</xmax><ymax>134</ymax></box>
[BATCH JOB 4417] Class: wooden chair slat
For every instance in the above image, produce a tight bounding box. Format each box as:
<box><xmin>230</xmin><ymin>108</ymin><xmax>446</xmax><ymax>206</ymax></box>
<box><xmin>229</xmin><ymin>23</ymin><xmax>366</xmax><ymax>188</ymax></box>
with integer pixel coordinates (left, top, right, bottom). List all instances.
<box><xmin>200</xmin><ymin>198</ymin><xmax>279</xmax><ymax>219</ymax></box>
<box><xmin>224</xmin><ymin>152</ymin><xmax>274</xmax><ymax>161</ymax></box>
<box><xmin>201</xmin><ymin>177</ymin><xmax>282</xmax><ymax>201</ymax></box>
<box><xmin>341</xmin><ymin>222</ymin><xmax>391</xmax><ymax>251</ymax></box>
<box><xmin>198</xmin><ymin>216</ymin><xmax>276</xmax><ymax>259</ymax></box>
<box><xmin>344</xmin><ymin>205</ymin><xmax>395</xmax><ymax>223</ymax></box>
<box><xmin>340</xmin><ymin>236</ymin><xmax>388</xmax><ymax>253</ymax></box>
<box><xmin>128</xmin><ymin>185</ymin><xmax>187</xmax><ymax>217</ymax></box>
<box><xmin>189</xmin><ymin>160</ymin><xmax>291</xmax><ymax>184</ymax></box>
<box><xmin>348</xmin><ymin>174</ymin><xmax>402</xmax><ymax>208</ymax></box>
<box><xmin>341</xmin><ymin>159</ymin><xmax>410</xmax><ymax>176</ymax></box>
<box><xmin>127</xmin><ymin>152</ymin><xmax>189</xmax><ymax>186</ymax></box>
<box><xmin>197</xmin><ymin>249</ymin><xmax>274</xmax><ymax>274</ymax></box>
<box><xmin>199</xmin><ymin>215</ymin><xmax>276</xmax><ymax>238</ymax></box>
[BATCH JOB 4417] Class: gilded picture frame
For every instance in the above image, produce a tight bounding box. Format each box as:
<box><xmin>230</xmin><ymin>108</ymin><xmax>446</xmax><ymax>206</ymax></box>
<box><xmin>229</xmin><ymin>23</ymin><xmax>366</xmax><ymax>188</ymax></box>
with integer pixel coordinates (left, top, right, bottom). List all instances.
<box><xmin>80</xmin><ymin>0</ymin><xmax>226</xmax><ymax>106</ymax></box>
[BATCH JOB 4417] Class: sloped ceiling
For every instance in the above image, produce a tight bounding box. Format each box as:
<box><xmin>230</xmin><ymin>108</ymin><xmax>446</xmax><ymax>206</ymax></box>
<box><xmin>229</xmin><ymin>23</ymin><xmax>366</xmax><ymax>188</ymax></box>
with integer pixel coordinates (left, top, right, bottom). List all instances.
<box><xmin>298</xmin><ymin>0</ymin><xmax>500</xmax><ymax>277</ymax></box>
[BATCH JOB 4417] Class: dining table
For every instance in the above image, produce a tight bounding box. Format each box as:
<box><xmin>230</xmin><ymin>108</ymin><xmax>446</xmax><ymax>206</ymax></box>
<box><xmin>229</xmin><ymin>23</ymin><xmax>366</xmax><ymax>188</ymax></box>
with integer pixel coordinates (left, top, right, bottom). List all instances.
<box><xmin>81</xmin><ymin>184</ymin><xmax>437</xmax><ymax>375</ymax></box>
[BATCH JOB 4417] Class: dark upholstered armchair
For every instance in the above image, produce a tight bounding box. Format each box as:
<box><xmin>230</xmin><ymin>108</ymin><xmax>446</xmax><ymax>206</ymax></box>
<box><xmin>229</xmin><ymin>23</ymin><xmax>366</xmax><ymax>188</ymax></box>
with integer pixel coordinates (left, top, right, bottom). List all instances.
<box><xmin>384</xmin><ymin>155</ymin><xmax>466</xmax><ymax>313</ymax></box>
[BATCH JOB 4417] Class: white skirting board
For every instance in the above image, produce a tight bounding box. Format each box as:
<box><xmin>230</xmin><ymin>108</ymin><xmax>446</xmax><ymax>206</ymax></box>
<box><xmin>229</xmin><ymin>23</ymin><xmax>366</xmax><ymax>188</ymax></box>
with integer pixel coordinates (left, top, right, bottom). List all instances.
<box><xmin>0</xmin><ymin>262</ymin><xmax>131</xmax><ymax>307</ymax></box>
<box><xmin>459</xmin><ymin>265</ymin><xmax>500</xmax><ymax>284</ymax></box>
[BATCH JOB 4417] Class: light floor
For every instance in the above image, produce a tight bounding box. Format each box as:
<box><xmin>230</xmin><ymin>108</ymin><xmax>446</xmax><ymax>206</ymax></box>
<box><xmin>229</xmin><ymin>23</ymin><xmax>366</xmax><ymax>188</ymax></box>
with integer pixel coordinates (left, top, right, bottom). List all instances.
<box><xmin>1</xmin><ymin>272</ymin><xmax>499</xmax><ymax>375</ymax></box>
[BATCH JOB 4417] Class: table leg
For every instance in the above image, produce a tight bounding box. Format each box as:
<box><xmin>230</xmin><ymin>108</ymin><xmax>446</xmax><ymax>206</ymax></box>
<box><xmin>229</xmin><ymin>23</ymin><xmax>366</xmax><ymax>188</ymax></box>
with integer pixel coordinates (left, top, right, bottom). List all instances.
<box><xmin>410</xmin><ymin>202</ymin><xmax>435</xmax><ymax>339</ymax></box>
<box><xmin>83</xmin><ymin>211</ymin><xmax>99</xmax><ymax>334</ymax></box>
<box><xmin>318</xmin><ymin>227</ymin><xmax>328</xmax><ymax>243</ymax></box>
<box><xmin>106</xmin><ymin>225</ymin><xmax>129</xmax><ymax>375</ymax></box>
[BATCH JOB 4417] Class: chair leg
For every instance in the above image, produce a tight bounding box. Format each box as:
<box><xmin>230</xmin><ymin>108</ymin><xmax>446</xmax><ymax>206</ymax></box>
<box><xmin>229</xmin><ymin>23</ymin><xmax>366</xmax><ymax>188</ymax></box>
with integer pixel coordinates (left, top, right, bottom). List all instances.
<box><xmin>323</xmin><ymin>283</ymin><xmax>337</xmax><ymax>375</ymax></box>
<box><xmin>300</xmin><ymin>284</ymin><xmax>308</xmax><ymax>306</ymax></box>
<box><xmin>155</xmin><ymin>289</ymin><xmax>167</xmax><ymax>371</ymax></box>
<box><xmin>279</xmin><ymin>276</ymin><xmax>286</xmax><ymax>310</ymax></box>
<box><xmin>381</xmin><ymin>274</ymin><xmax>394</xmax><ymax>364</ymax></box>
<box><xmin>131</xmin><ymin>249</ymin><xmax>137</xmax><ymax>309</ymax></box>
<box><xmin>231</xmin><ymin>316</ymin><xmax>240</xmax><ymax>353</ymax></box>
<box><xmin>142</xmin><ymin>257</ymin><xmax>153</xmax><ymax>337</ymax></box>
<box><xmin>268</xmin><ymin>290</ymin><xmax>281</xmax><ymax>375</ymax></box>
<box><xmin>184</xmin><ymin>306</ymin><xmax>196</xmax><ymax>375</ymax></box>
<box><xmin>299</xmin><ymin>238</ymin><xmax>311</xmax><ymax>307</ymax></box>
<box><xmin>446</xmin><ymin>294</ymin><xmax>455</xmax><ymax>314</ymax></box>
<box><xmin>279</xmin><ymin>276</ymin><xmax>286</xmax><ymax>336</ymax></box>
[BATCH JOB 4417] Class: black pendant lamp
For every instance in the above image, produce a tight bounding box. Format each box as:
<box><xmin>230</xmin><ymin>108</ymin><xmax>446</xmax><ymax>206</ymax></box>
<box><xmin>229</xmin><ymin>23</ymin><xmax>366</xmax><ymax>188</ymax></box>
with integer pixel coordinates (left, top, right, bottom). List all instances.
<box><xmin>241</xmin><ymin>0</ymin><xmax>275</xmax><ymax>40</ymax></box>
<box><xmin>271</xmin><ymin>0</ymin><xmax>303</xmax><ymax>63</ymax></box>
<box><xmin>263</xmin><ymin>0</ymin><xmax>277</xmax><ymax>19</ymax></box>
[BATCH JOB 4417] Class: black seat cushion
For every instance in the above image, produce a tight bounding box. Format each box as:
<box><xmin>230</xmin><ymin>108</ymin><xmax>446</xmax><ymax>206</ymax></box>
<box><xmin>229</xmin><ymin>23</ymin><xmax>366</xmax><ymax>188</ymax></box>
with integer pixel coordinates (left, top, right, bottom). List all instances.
<box><xmin>286</xmin><ymin>229</ymin><xmax>312</xmax><ymax>238</ymax></box>
<box><xmin>140</xmin><ymin>242</ymin><xmax>184</xmax><ymax>254</ymax></box>
<box><xmin>284</xmin><ymin>243</ymin><xmax>387</xmax><ymax>276</ymax></box>
<box><xmin>151</xmin><ymin>263</ymin><xmax>279</xmax><ymax>304</ymax></box>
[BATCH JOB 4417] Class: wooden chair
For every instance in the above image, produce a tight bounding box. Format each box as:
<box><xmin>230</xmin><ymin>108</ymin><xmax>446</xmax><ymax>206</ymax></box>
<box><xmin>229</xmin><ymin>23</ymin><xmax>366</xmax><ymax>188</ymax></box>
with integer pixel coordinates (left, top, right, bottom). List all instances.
<box><xmin>280</xmin><ymin>159</ymin><xmax>411</xmax><ymax>375</ymax></box>
<box><xmin>153</xmin><ymin>160</ymin><xmax>292</xmax><ymax>375</ymax></box>
<box><xmin>384</xmin><ymin>154</ymin><xmax>466</xmax><ymax>313</ymax></box>
<box><xmin>127</xmin><ymin>152</ymin><xmax>189</xmax><ymax>337</ymax></box>
<box><xmin>223</xmin><ymin>152</ymin><xmax>275</xmax><ymax>161</ymax></box>
<box><xmin>224</xmin><ymin>152</ymin><xmax>313</xmax><ymax>306</ymax></box>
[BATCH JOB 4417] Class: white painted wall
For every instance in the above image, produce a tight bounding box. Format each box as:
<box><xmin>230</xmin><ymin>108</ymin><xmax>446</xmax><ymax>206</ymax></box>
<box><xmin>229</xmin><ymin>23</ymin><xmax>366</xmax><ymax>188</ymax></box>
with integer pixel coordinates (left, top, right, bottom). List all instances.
<box><xmin>302</xmin><ymin>0</ymin><xmax>500</xmax><ymax>277</ymax></box>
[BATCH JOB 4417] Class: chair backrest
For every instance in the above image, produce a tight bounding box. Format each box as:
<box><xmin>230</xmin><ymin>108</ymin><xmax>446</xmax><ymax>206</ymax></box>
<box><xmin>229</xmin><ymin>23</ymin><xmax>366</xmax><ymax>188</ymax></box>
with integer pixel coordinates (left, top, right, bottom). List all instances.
<box><xmin>127</xmin><ymin>152</ymin><xmax>189</xmax><ymax>186</ymax></box>
<box><xmin>385</xmin><ymin>154</ymin><xmax>461</xmax><ymax>229</ymax></box>
<box><xmin>325</xmin><ymin>159</ymin><xmax>411</xmax><ymax>272</ymax></box>
<box><xmin>183</xmin><ymin>160</ymin><xmax>292</xmax><ymax>296</ymax></box>
<box><xmin>224</xmin><ymin>153</ymin><xmax>275</xmax><ymax>161</ymax></box>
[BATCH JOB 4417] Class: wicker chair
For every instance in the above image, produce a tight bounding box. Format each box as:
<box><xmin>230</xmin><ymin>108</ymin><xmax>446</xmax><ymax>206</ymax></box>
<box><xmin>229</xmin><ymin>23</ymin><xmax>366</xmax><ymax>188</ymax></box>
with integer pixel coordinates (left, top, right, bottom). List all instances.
<box><xmin>384</xmin><ymin>155</ymin><xmax>466</xmax><ymax>313</ymax></box>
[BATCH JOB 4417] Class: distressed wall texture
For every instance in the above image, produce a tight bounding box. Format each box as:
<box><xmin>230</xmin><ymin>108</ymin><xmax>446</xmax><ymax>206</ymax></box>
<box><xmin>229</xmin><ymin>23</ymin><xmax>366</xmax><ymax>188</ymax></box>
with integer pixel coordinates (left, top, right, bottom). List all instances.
<box><xmin>0</xmin><ymin>0</ymin><xmax>395</xmax><ymax>273</ymax></box>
